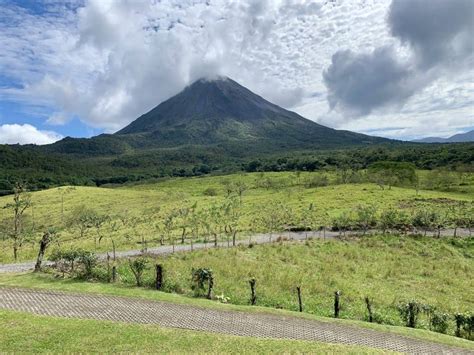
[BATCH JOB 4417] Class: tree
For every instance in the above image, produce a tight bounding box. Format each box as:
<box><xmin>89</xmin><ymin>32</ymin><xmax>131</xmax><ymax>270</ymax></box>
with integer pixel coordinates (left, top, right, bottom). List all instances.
<box><xmin>57</xmin><ymin>186</ymin><xmax>75</xmax><ymax>226</ymax></box>
<box><xmin>255</xmin><ymin>201</ymin><xmax>286</xmax><ymax>242</ymax></box>
<box><xmin>4</xmin><ymin>183</ymin><xmax>31</xmax><ymax>261</ymax></box>
<box><xmin>354</xmin><ymin>204</ymin><xmax>377</xmax><ymax>235</ymax></box>
<box><xmin>301</xmin><ymin>203</ymin><xmax>318</xmax><ymax>238</ymax></box>
<box><xmin>162</xmin><ymin>210</ymin><xmax>176</xmax><ymax>248</ymax></box>
<box><xmin>67</xmin><ymin>205</ymin><xmax>98</xmax><ymax>240</ymax></box>
<box><xmin>368</xmin><ymin>161</ymin><xmax>417</xmax><ymax>190</ymax></box>
<box><xmin>234</xmin><ymin>181</ymin><xmax>248</xmax><ymax>204</ymax></box>
<box><xmin>222</xmin><ymin>197</ymin><xmax>241</xmax><ymax>246</ymax></box>
<box><xmin>176</xmin><ymin>203</ymin><xmax>196</xmax><ymax>244</ymax></box>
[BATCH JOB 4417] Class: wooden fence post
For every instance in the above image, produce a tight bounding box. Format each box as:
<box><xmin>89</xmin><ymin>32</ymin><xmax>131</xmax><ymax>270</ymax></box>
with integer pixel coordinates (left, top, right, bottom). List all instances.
<box><xmin>297</xmin><ymin>286</ymin><xmax>303</xmax><ymax>312</ymax></box>
<box><xmin>207</xmin><ymin>274</ymin><xmax>214</xmax><ymax>300</ymax></box>
<box><xmin>365</xmin><ymin>296</ymin><xmax>373</xmax><ymax>322</ymax></box>
<box><xmin>111</xmin><ymin>265</ymin><xmax>117</xmax><ymax>283</ymax></box>
<box><xmin>334</xmin><ymin>291</ymin><xmax>340</xmax><ymax>318</ymax></box>
<box><xmin>155</xmin><ymin>264</ymin><xmax>163</xmax><ymax>290</ymax></box>
<box><xmin>249</xmin><ymin>278</ymin><xmax>257</xmax><ymax>305</ymax></box>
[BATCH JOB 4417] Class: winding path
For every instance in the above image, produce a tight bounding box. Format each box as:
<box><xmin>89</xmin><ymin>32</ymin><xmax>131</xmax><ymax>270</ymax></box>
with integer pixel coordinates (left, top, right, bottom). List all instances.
<box><xmin>0</xmin><ymin>287</ymin><xmax>471</xmax><ymax>354</ymax></box>
<box><xmin>0</xmin><ymin>228</ymin><xmax>470</xmax><ymax>273</ymax></box>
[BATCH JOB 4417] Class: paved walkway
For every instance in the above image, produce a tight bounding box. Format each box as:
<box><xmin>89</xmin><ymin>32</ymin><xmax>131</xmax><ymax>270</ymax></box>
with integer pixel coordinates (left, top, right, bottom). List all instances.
<box><xmin>0</xmin><ymin>287</ymin><xmax>471</xmax><ymax>354</ymax></box>
<box><xmin>0</xmin><ymin>228</ymin><xmax>470</xmax><ymax>273</ymax></box>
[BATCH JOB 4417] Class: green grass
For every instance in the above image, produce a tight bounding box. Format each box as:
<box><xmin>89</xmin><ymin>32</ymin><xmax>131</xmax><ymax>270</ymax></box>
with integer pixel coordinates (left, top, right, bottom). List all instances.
<box><xmin>0</xmin><ymin>310</ymin><xmax>384</xmax><ymax>354</ymax></box>
<box><xmin>117</xmin><ymin>236</ymin><xmax>473</xmax><ymax>325</ymax></box>
<box><xmin>1</xmin><ymin>272</ymin><xmax>473</xmax><ymax>351</ymax></box>
<box><xmin>0</xmin><ymin>171</ymin><xmax>472</xmax><ymax>263</ymax></box>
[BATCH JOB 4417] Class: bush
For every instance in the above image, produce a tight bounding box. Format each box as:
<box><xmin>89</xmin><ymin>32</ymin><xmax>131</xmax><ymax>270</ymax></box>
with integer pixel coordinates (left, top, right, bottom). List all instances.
<box><xmin>49</xmin><ymin>248</ymin><xmax>98</xmax><ymax>279</ymax></box>
<box><xmin>128</xmin><ymin>257</ymin><xmax>149</xmax><ymax>286</ymax></box>
<box><xmin>454</xmin><ymin>313</ymin><xmax>474</xmax><ymax>340</ymax></box>
<box><xmin>398</xmin><ymin>300</ymin><xmax>422</xmax><ymax>328</ymax></box>
<box><xmin>304</xmin><ymin>174</ymin><xmax>329</xmax><ymax>188</ymax></box>
<box><xmin>203</xmin><ymin>187</ymin><xmax>218</xmax><ymax>196</ymax></box>
<box><xmin>77</xmin><ymin>250</ymin><xmax>98</xmax><ymax>278</ymax></box>
<box><xmin>431</xmin><ymin>312</ymin><xmax>450</xmax><ymax>334</ymax></box>
<box><xmin>191</xmin><ymin>268</ymin><xmax>213</xmax><ymax>298</ymax></box>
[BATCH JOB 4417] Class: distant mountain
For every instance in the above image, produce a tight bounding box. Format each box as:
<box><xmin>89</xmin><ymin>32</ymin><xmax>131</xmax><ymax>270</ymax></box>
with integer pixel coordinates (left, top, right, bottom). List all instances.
<box><xmin>114</xmin><ymin>76</ymin><xmax>388</xmax><ymax>152</ymax></box>
<box><xmin>413</xmin><ymin>130</ymin><xmax>474</xmax><ymax>143</ymax></box>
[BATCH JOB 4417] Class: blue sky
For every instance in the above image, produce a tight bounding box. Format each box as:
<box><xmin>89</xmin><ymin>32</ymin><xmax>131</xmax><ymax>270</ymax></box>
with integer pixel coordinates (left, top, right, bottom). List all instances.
<box><xmin>0</xmin><ymin>0</ymin><xmax>473</xmax><ymax>145</ymax></box>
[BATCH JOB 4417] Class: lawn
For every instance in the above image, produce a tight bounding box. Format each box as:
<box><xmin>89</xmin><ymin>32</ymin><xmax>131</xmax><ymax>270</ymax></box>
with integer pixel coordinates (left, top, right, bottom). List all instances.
<box><xmin>1</xmin><ymin>273</ymin><xmax>473</xmax><ymax>350</ymax></box>
<box><xmin>0</xmin><ymin>309</ymin><xmax>384</xmax><ymax>354</ymax></box>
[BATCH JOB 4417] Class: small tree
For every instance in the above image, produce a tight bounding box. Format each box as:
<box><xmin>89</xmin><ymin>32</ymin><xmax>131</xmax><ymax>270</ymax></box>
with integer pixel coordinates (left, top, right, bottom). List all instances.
<box><xmin>234</xmin><ymin>181</ymin><xmax>248</xmax><ymax>204</ymax></box>
<box><xmin>77</xmin><ymin>250</ymin><xmax>98</xmax><ymax>278</ymax></box>
<box><xmin>4</xmin><ymin>183</ymin><xmax>31</xmax><ymax>261</ymax></box>
<box><xmin>332</xmin><ymin>211</ymin><xmax>353</xmax><ymax>237</ymax></box>
<box><xmin>67</xmin><ymin>205</ymin><xmax>98</xmax><ymax>240</ymax></box>
<box><xmin>256</xmin><ymin>201</ymin><xmax>286</xmax><ymax>242</ymax></box>
<box><xmin>301</xmin><ymin>203</ymin><xmax>319</xmax><ymax>238</ymax></box>
<box><xmin>222</xmin><ymin>197</ymin><xmax>241</xmax><ymax>246</ymax></box>
<box><xmin>128</xmin><ymin>257</ymin><xmax>149</xmax><ymax>287</ymax></box>
<box><xmin>354</xmin><ymin>205</ymin><xmax>377</xmax><ymax>235</ymax></box>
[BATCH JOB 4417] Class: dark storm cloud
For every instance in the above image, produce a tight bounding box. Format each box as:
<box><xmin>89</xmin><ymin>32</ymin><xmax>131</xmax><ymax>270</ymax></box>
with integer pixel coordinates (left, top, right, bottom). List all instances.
<box><xmin>323</xmin><ymin>0</ymin><xmax>474</xmax><ymax>115</ymax></box>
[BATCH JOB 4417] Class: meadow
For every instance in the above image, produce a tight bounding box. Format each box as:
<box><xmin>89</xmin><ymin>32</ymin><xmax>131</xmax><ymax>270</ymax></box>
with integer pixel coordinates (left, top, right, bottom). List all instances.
<box><xmin>0</xmin><ymin>170</ymin><xmax>472</xmax><ymax>263</ymax></box>
<box><xmin>97</xmin><ymin>235</ymin><xmax>474</xmax><ymax>333</ymax></box>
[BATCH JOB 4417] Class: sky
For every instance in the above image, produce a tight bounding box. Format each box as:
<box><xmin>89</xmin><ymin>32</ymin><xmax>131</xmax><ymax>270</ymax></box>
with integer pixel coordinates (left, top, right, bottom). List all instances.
<box><xmin>0</xmin><ymin>0</ymin><xmax>473</xmax><ymax>145</ymax></box>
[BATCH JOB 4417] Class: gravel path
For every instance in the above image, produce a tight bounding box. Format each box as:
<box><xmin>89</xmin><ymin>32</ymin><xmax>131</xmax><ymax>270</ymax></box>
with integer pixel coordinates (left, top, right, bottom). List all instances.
<box><xmin>0</xmin><ymin>228</ymin><xmax>470</xmax><ymax>273</ymax></box>
<box><xmin>0</xmin><ymin>287</ymin><xmax>471</xmax><ymax>354</ymax></box>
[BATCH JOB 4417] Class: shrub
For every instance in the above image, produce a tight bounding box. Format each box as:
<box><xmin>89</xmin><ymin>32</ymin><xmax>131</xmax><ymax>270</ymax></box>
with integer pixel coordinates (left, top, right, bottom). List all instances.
<box><xmin>128</xmin><ymin>257</ymin><xmax>149</xmax><ymax>286</ymax></box>
<box><xmin>191</xmin><ymin>267</ymin><xmax>214</xmax><ymax>298</ymax></box>
<box><xmin>454</xmin><ymin>313</ymin><xmax>474</xmax><ymax>340</ymax></box>
<box><xmin>431</xmin><ymin>312</ymin><xmax>450</xmax><ymax>334</ymax></box>
<box><xmin>203</xmin><ymin>187</ymin><xmax>218</xmax><ymax>196</ymax></box>
<box><xmin>304</xmin><ymin>174</ymin><xmax>329</xmax><ymax>188</ymax></box>
<box><xmin>398</xmin><ymin>300</ymin><xmax>422</xmax><ymax>328</ymax></box>
<box><xmin>77</xmin><ymin>250</ymin><xmax>98</xmax><ymax>278</ymax></box>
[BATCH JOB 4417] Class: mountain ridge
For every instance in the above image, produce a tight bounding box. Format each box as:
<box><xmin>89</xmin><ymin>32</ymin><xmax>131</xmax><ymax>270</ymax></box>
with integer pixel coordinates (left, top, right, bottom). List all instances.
<box><xmin>412</xmin><ymin>129</ymin><xmax>474</xmax><ymax>143</ymax></box>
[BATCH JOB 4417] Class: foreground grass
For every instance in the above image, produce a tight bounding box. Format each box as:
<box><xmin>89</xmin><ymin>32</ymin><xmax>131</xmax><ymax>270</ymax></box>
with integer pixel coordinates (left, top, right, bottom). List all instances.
<box><xmin>1</xmin><ymin>273</ymin><xmax>473</xmax><ymax>349</ymax></box>
<box><xmin>0</xmin><ymin>310</ymin><xmax>383</xmax><ymax>354</ymax></box>
<box><xmin>119</xmin><ymin>236</ymin><xmax>473</xmax><ymax>324</ymax></box>
<box><xmin>0</xmin><ymin>171</ymin><xmax>472</xmax><ymax>263</ymax></box>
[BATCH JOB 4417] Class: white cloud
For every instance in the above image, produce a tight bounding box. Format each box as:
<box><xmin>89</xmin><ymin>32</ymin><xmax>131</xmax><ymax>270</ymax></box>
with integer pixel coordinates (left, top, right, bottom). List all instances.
<box><xmin>0</xmin><ymin>124</ymin><xmax>63</xmax><ymax>145</ymax></box>
<box><xmin>0</xmin><ymin>0</ymin><xmax>473</xmax><ymax>139</ymax></box>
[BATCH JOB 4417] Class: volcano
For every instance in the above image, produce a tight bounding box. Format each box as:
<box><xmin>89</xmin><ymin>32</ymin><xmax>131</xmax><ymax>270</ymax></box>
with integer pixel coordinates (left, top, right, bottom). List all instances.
<box><xmin>115</xmin><ymin>76</ymin><xmax>387</xmax><ymax>151</ymax></box>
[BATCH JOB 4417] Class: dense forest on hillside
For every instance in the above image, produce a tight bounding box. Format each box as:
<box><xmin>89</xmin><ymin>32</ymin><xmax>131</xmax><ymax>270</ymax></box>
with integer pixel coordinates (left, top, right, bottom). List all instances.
<box><xmin>0</xmin><ymin>142</ymin><xmax>472</xmax><ymax>195</ymax></box>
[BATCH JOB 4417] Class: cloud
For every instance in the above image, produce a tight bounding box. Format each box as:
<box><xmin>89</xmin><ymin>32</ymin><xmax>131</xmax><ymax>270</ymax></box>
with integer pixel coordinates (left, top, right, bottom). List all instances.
<box><xmin>0</xmin><ymin>124</ymin><xmax>63</xmax><ymax>145</ymax></box>
<box><xmin>323</xmin><ymin>46</ymin><xmax>425</xmax><ymax>115</ymax></box>
<box><xmin>1</xmin><ymin>0</ymin><xmax>472</xmax><ymax>140</ymax></box>
<box><xmin>322</xmin><ymin>0</ymin><xmax>474</xmax><ymax>116</ymax></box>
<box><xmin>389</xmin><ymin>0</ymin><xmax>474</xmax><ymax>69</ymax></box>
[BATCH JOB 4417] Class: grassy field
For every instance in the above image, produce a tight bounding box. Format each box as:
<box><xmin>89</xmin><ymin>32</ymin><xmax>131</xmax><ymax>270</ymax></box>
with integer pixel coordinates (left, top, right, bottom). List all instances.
<box><xmin>112</xmin><ymin>235</ymin><xmax>473</xmax><ymax>329</ymax></box>
<box><xmin>0</xmin><ymin>171</ymin><xmax>472</xmax><ymax>263</ymax></box>
<box><xmin>1</xmin><ymin>273</ymin><xmax>473</xmax><ymax>350</ymax></box>
<box><xmin>0</xmin><ymin>310</ymin><xmax>385</xmax><ymax>354</ymax></box>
